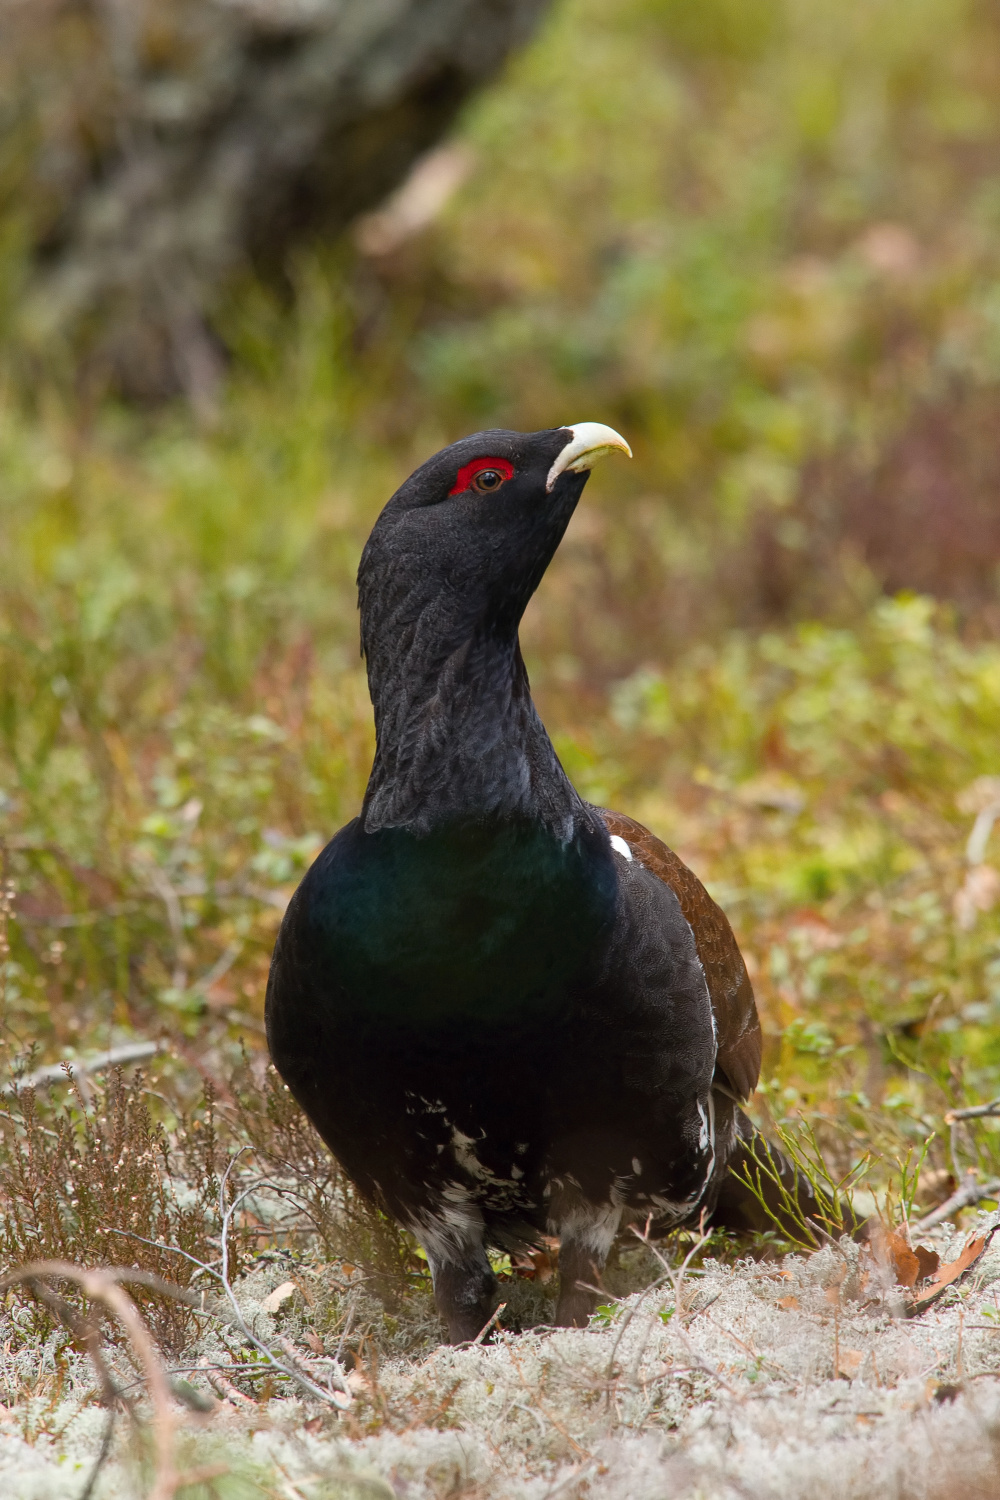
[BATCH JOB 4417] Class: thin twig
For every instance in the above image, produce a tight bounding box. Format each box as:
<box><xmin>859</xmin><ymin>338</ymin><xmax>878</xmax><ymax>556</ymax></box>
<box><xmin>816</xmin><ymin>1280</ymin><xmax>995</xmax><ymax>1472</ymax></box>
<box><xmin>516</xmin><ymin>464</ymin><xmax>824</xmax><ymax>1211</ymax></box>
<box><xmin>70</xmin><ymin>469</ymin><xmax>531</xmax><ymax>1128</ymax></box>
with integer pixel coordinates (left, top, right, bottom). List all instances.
<box><xmin>88</xmin><ymin>1258</ymin><xmax>219</xmax><ymax>1311</ymax></box>
<box><xmin>109</xmin><ymin>1175</ymin><xmax>351</xmax><ymax>1408</ymax></box>
<box><xmin>209</xmin><ymin>1152</ymin><xmax>351</xmax><ymax>1407</ymax></box>
<box><xmin>24</xmin><ymin>1277</ymin><xmax>131</xmax><ymax>1415</ymax></box>
<box><xmin>201</xmin><ymin>1365</ymin><xmax>255</xmax><ymax>1408</ymax></box>
<box><xmin>601</xmin><ymin>1269</ymin><xmax>673</xmax><ymax>1387</ymax></box>
<box><xmin>945</xmin><ymin>1098</ymin><xmax>1000</xmax><ymax>1124</ymax></box>
<box><xmin>472</xmin><ymin>1302</ymin><xmax>507</xmax><ymax>1345</ymax></box>
<box><xmin>2</xmin><ymin>1041</ymin><xmax>163</xmax><ymax>1096</ymax></box>
<box><xmin>275</xmin><ymin>1337</ymin><xmax>352</xmax><ymax>1408</ymax></box>
<box><xmin>333</xmin><ymin>1295</ymin><xmax>359</xmax><ymax>1365</ymax></box>
<box><xmin>104</xmin><ymin>1228</ymin><xmax>224</xmax><ymax>1283</ymax></box>
<box><xmin>629</xmin><ymin>1215</ymin><xmax>738</xmax><ymax>1397</ymax></box>
<box><xmin>0</xmin><ymin>1262</ymin><xmax>180</xmax><ymax>1500</ymax></box>
<box><xmin>114</xmin><ymin>1361</ymin><xmax>285</xmax><ymax>1394</ymax></box>
<box><xmin>911</xmin><ymin>1175</ymin><xmax>1000</xmax><ymax>1234</ymax></box>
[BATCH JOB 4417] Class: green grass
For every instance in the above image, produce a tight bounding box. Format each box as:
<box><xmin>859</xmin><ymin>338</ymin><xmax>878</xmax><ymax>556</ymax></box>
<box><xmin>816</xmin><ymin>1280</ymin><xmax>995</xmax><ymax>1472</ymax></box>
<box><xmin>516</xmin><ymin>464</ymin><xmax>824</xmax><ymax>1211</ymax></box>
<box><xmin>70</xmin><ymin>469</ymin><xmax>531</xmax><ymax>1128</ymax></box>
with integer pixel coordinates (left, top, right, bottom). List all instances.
<box><xmin>2</xmin><ymin>0</ymin><xmax>1000</xmax><ymax>1218</ymax></box>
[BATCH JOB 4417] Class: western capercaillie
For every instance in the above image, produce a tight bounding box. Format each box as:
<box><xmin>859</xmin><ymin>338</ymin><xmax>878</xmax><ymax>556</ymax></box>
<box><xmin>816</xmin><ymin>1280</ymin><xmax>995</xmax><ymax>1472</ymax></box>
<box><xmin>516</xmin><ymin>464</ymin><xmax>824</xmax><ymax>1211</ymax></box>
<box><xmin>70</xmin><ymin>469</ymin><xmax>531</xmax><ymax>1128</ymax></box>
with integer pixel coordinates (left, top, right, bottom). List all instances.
<box><xmin>266</xmin><ymin>423</ymin><xmax>825</xmax><ymax>1342</ymax></box>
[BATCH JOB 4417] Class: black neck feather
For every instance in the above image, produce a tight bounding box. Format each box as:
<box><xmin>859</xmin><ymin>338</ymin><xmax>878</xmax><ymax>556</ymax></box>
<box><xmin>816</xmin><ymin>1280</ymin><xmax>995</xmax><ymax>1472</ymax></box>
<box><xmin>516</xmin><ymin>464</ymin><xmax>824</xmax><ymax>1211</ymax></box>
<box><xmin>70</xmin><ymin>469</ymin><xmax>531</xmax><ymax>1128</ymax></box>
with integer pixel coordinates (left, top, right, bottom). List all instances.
<box><xmin>361</xmin><ymin>625</ymin><xmax>585</xmax><ymax>839</ymax></box>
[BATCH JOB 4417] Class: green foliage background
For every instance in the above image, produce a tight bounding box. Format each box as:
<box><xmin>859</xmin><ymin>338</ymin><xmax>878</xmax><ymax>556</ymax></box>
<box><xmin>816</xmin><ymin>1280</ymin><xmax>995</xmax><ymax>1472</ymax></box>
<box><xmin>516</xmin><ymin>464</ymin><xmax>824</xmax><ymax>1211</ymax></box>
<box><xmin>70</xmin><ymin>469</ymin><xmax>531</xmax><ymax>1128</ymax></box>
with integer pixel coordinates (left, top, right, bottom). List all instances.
<box><xmin>2</xmin><ymin>0</ymin><xmax>1000</xmax><ymax>1197</ymax></box>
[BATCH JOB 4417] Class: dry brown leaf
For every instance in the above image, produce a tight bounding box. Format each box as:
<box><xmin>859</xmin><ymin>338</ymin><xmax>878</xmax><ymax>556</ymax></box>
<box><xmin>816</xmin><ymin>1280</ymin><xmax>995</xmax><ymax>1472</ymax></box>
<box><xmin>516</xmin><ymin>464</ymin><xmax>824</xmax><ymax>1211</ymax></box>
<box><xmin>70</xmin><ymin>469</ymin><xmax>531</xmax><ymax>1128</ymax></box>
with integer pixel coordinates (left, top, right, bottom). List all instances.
<box><xmin>837</xmin><ymin>1349</ymin><xmax>865</xmax><ymax>1377</ymax></box>
<box><xmin>872</xmin><ymin>1227</ymin><xmax>940</xmax><ymax>1288</ymax></box>
<box><xmin>885</xmin><ymin>1230</ymin><xmax>921</xmax><ymax>1288</ymax></box>
<box><xmin>913</xmin><ymin>1244</ymin><xmax>941</xmax><ymax>1283</ymax></box>
<box><xmin>512</xmin><ymin>1247</ymin><xmax>556</xmax><ymax>1283</ymax></box>
<box><xmin>907</xmin><ymin>1230</ymin><xmax>994</xmax><ymax>1317</ymax></box>
<box><xmin>261</xmin><ymin>1280</ymin><xmax>297</xmax><ymax>1314</ymax></box>
<box><xmin>776</xmin><ymin>1295</ymin><xmax>800</xmax><ymax>1310</ymax></box>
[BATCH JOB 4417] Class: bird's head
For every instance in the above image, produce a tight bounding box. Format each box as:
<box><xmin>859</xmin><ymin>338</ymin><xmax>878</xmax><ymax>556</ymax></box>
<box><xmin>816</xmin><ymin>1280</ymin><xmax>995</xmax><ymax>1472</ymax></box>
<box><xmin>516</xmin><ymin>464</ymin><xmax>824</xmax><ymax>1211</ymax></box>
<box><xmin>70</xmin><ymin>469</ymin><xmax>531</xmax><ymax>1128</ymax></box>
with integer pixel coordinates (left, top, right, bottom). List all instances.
<box><xmin>358</xmin><ymin>423</ymin><xmax>631</xmax><ymax>667</ymax></box>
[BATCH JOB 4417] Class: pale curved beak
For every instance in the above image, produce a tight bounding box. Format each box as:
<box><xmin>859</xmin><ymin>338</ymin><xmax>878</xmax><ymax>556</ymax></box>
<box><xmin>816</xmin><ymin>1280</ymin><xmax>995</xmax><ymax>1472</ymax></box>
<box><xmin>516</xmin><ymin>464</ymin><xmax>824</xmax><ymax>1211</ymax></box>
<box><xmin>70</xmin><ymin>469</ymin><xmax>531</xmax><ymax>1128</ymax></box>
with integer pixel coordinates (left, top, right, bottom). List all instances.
<box><xmin>545</xmin><ymin>422</ymin><xmax>632</xmax><ymax>493</ymax></box>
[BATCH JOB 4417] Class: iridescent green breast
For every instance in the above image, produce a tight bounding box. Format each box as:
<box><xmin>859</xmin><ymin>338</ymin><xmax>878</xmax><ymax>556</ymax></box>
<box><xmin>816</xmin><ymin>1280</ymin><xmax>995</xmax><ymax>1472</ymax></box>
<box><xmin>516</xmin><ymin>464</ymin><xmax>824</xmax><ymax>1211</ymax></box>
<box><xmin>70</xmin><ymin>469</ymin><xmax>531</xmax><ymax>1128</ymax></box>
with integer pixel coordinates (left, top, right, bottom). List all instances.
<box><xmin>303</xmin><ymin>817</ymin><xmax>618</xmax><ymax>1023</ymax></box>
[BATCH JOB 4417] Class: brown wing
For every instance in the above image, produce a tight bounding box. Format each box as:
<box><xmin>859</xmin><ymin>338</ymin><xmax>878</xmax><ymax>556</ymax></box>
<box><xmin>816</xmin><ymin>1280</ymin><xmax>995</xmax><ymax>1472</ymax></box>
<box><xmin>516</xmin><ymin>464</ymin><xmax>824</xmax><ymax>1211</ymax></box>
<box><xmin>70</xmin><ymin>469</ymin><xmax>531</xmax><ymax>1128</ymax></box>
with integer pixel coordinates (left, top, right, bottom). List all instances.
<box><xmin>599</xmin><ymin>809</ymin><xmax>762</xmax><ymax>1102</ymax></box>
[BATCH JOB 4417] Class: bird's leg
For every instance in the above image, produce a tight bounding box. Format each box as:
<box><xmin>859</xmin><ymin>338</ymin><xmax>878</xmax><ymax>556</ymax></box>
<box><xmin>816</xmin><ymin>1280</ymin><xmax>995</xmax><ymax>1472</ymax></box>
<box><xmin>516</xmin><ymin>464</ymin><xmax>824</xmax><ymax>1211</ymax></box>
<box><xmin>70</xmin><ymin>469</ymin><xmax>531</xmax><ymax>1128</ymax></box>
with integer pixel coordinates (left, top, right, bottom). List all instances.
<box><xmin>417</xmin><ymin>1213</ymin><xmax>498</xmax><ymax>1343</ymax></box>
<box><xmin>428</xmin><ymin>1249</ymin><xmax>498</xmax><ymax>1343</ymax></box>
<box><xmin>552</xmin><ymin>1199</ymin><xmax>622</xmax><ymax>1328</ymax></box>
<box><xmin>555</xmin><ymin>1239</ymin><xmax>607</xmax><ymax>1327</ymax></box>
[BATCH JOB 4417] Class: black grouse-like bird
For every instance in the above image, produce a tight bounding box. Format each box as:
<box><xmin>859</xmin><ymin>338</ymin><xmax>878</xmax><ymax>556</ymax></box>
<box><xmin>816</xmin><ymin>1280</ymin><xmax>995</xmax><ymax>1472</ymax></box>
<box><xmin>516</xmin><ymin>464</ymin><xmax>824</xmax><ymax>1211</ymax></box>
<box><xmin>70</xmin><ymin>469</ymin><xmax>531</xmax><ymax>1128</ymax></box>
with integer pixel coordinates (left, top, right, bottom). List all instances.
<box><xmin>266</xmin><ymin>423</ymin><xmax>812</xmax><ymax>1341</ymax></box>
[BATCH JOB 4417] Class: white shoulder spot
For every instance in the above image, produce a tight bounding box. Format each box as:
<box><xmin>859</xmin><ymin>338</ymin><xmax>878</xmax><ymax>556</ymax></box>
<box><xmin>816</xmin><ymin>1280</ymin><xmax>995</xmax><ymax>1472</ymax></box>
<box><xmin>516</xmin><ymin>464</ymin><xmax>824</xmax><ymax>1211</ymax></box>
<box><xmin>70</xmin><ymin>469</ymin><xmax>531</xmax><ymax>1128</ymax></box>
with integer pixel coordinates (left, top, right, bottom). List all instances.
<box><xmin>610</xmin><ymin>835</ymin><xmax>633</xmax><ymax>862</ymax></box>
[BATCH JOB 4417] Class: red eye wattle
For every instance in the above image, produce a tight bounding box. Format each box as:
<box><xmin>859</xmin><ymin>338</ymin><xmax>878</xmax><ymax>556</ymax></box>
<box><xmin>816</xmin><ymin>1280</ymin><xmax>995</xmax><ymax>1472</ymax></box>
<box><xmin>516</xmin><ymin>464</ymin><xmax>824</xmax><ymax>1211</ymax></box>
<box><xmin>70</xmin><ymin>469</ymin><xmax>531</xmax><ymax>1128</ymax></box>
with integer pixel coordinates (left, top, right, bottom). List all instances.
<box><xmin>449</xmin><ymin>457</ymin><xmax>515</xmax><ymax>496</ymax></box>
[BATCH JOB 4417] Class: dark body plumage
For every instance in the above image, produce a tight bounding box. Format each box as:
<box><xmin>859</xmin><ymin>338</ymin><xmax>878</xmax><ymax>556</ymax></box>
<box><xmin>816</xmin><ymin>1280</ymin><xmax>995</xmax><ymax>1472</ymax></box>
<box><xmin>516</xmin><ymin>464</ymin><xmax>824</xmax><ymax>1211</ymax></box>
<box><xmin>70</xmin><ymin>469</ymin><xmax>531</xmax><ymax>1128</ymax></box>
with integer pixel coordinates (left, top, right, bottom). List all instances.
<box><xmin>267</xmin><ymin>424</ymin><xmax>808</xmax><ymax>1340</ymax></box>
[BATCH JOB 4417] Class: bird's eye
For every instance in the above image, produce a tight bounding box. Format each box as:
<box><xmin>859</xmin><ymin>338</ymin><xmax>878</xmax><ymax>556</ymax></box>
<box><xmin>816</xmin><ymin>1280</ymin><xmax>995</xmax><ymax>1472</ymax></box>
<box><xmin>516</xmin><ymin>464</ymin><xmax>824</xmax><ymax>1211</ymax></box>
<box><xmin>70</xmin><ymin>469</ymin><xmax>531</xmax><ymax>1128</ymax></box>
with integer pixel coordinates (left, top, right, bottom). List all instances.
<box><xmin>472</xmin><ymin>469</ymin><xmax>505</xmax><ymax>493</ymax></box>
<box><xmin>448</xmin><ymin>456</ymin><xmax>515</xmax><ymax>495</ymax></box>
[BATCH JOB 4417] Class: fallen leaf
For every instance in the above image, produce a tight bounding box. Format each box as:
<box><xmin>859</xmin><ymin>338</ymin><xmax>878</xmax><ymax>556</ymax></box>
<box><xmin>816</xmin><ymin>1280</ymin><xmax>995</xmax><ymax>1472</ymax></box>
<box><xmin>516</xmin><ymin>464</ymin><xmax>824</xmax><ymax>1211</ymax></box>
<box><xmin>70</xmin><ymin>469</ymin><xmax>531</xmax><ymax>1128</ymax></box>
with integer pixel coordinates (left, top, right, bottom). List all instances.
<box><xmin>261</xmin><ymin>1280</ymin><xmax>297</xmax><ymax>1314</ymax></box>
<box><xmin>913</xmin><ymin>1244</ymin><xmax>940</xmax><ymax>1283</ymax></box>
<box><xmin>872</xmin><ymin>1227</ymin><xmax>939</xmax><ymax>1288</ymax></box>
<box><xmin>907</xmin><ymin>1230</ymin><xmax>995</xmax><ymax>1317</ymax></box>
<box><xmin>776</xmin><ymin>1295</ymin><xmax>800</xmax><ymax>1310</ymax></box>
<box><xmin>512</xmin><ymin>1247</ymin><xmax>556</xmax><ymax>1282</ymax></box>
<box><xmin>884</xmin><ymin>1229</ymin><xmax>921</xmax><ymax>1288</ymax></box>
<box><xmin>837</xmin><ymin>1349</ymin><xmax>865</xmax><ymax>1377</ymax></box>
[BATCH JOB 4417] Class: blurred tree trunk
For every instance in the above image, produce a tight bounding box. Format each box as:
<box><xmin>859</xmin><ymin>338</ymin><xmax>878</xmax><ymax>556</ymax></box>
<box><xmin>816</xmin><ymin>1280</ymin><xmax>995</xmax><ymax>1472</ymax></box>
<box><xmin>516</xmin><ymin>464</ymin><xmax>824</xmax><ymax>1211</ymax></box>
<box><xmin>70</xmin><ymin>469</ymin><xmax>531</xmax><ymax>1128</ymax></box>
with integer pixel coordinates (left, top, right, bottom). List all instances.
<box><xmin>1</xmin><ymin>0</ymin><xmax>550</xmax><ymax>406</ymax></box>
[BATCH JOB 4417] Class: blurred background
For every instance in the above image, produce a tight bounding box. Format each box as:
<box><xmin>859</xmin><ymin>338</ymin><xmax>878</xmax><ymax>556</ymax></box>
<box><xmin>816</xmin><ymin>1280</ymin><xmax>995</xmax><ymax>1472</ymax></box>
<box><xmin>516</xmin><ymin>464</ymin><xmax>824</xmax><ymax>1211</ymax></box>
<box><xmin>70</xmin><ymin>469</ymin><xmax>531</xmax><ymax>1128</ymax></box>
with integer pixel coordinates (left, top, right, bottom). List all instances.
<box><xmin>2</xmin><ymin>0</ymin><xmax>1000</xmax><ymax>1196</ymax></box>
